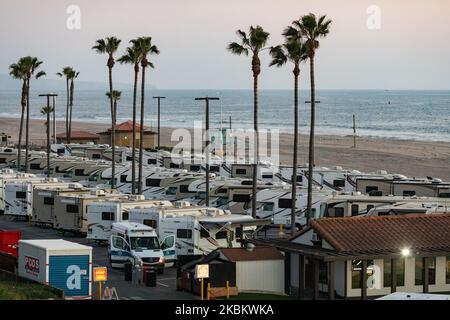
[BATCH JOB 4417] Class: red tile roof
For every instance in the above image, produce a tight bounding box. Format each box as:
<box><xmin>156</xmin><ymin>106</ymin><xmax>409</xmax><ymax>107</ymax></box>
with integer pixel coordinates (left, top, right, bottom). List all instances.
<box><xmin>219</xmin><ymin>246</ymin><xmax>284</xmax><ymax>262</ymax></box>
<box><xmin>114</xmin><ymin>120</ymin><xmax>148</xmax><ymax>132</ymax></box>
<box><xmin>292</xmin><ymin>214</ymin><xmax>450</xmax><ymax>254</ymax></box>
<box><xmin>56</xmin><ymin>131</ymin><xmax>100</xmax><ymax>139</ymax></box>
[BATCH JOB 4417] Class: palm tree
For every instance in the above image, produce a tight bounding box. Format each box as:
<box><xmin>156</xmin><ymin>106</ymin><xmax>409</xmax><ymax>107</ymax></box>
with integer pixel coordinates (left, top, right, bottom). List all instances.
<box><xmin>294</xmin><ymin>13</ymin><xmax>332</xmax><ymax>223</ymax></box>
<box><xmin>92</xmin><ymin>37</ymin><xmax>121</xmax><ymax>189</ymax></box>
<box><xmin>8</xmin><ymin>59</ymin><xmax>28</xmax><ymax>172</ymax></box>
<box><xmin>68</xmin><ymin>69</ymin><xmax>80</xmax><ymax>144</ymax></box>
<box><xmin>131</xmin><ymin>37</ymin><xmax>159</xmax><ymax>194</ymax></box>
<box><xmin>41</xmin><ymin>105</ymin><xmax>54</xmax><ymax>178</ymax></box>
<box><xmin>106</xmin><ymin>90</ymin><xmax>122</xmax><ymax>188</ymax></box>
<box><xmin>227</xmin><ymin>25</ymin><xmax>270</xmax><ymax>218</ymax></box>
<box><xmin>118</xmin><ymin>44</ymin><xmax>142</xmax><ymax>194</ymax></box>
<box><xmin>269</xmin><ymin>28</ymin><xmax>308</xmax><ymax>235</ymax></box>
<box><xmin>20</xmin><ymin>57</ymin><xmax>46</xmax><ymax>173</ymax></box>
<box><xmin>57</xmin><ymin>67</ymin><xmax>74</xmax><ymax>142</ymax></box>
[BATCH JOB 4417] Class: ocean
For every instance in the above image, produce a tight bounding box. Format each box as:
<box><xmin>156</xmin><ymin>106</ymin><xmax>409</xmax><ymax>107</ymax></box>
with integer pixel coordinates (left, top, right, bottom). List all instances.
<box><xmin>0</xmin><ymin>89</ymin><xmax>449</xmax><ymax>142</ymax></box>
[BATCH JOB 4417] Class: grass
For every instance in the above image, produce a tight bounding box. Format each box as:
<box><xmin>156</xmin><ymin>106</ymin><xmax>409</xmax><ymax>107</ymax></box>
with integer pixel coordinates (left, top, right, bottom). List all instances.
<box><xmin>218</xmin><ymin>292</ymin><xmax>296</xmax><ymax>300</ymax></box>
<box><xmin>0</xmin><ymin>280</ymin><xmax>62</xmax><ymax>300</ymax></box>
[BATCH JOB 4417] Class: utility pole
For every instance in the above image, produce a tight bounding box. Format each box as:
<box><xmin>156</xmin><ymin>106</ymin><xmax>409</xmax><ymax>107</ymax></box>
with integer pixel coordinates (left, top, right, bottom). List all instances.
<box><xmin>152</xmin><ymin>96</ymin><xmax>166</xmax><ymax>150</ymax></box>
<box><xmin>39</xmin><ymin>93</ymin><xmax>58</xmax><ymax>178</ymax></box>
<box><xmin>52</xmin><ymin>96</ymin><xmax>56</xmax><ymax>144</ymax></box>
<box><xmin>195</xmin><ymin>97</ymin><xmax>220</xmax><ymax>207</ymax></box>
<box><xmin>352</xmin><ymin>114</ymin><xmax>357</xmax><ymax>148</ymax></box>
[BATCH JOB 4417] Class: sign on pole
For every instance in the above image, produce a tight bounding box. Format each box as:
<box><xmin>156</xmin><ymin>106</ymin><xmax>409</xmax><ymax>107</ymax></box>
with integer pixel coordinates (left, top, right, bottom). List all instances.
<box><xmin>195</xmin><ymin>264</ymin><xmax>209</xmax><ymax>279</ymax></box>
<box><xmin>93</xmin><ymin>267</ymin><xmax>108</xmax><ymax>282</ymax></box>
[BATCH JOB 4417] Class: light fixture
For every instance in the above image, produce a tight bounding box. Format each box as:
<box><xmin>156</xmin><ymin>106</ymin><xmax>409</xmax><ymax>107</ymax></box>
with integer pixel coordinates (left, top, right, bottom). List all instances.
<box><xmin>401</xmin><ymin>248</ymin><xmax>411</xmax><ymax>257</ymax></box>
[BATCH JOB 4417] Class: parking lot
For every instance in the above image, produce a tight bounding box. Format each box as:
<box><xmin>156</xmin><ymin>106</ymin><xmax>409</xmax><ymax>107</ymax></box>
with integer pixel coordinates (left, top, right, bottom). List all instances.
<box><xmin>0</xmin><ymin>215</ymin><xmax>197</xmax><ymax>300</ymax></box>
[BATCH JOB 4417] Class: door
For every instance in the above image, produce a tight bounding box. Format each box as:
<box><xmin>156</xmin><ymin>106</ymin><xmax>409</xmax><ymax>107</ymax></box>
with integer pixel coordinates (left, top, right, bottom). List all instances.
<box><xmin>49</xmin><ymin>255</ymin><xmax>90</xmax><ymax>298</ymax></box>
<box><xmin>109</xmin><ymin>235</ymin><xmax>132</xmax><ymax>267</ymax></box>
<box><xmin>161</xmin><ymin>235</ymin><xmax>176</xmax><ymax>262</ymax></box>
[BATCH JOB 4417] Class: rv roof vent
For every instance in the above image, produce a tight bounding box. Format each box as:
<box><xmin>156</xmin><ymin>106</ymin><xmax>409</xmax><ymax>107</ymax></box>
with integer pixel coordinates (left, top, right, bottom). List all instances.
<box><xmin>377</xmin><ymin>170</ymin><xmax>388</xmax><ymax>175</ymax></box>
<box><xmin>334</xmin><ymin>166</ymin><xmax>343</xmax><ymax>170</ymax></box>
<box><xmin>245</xmin><ymin>243</ymin><xmax>255</xmax><ymax>252</ymax></box>
<box><xmin>91</xmin><ymin>189</ymin><xmax>105</xmax><ymax>196</ymax></box>
<box><xmin>47</xmin><ymin>178</ymin><xmax>58</xmax><ymax>183</ymax></box>
<box><xmin>206</xmin><ymin>208</ymin><xmax>217</xmax><ymax>216</ymax></box>
<box><xmin>351</xmin><ymin>191</ymin><xmax>362</xmax><ymax>196</ymax></box>
<box><xmin>69</xmin><ymin>183</ymin><xmax>82</xmax><ymax>189</ymax></box>
<box><xmin>129</xmin><ymin>194</ymin><xmax>145</xmax><ymax>201</ymax></box>
<box><xmin>174</xmin><ymin>201</ymin><xmax>191</xmax><ymax>208</ymax></box>
<box><xmin>432</xmin><ymin>178</ymin><xmax>443</xmax><ymax>183</ymax></box>
<box><xmin>2</xmin><ymin>169</ymin><xmax>14</xmax><ymax>174</ymax></box>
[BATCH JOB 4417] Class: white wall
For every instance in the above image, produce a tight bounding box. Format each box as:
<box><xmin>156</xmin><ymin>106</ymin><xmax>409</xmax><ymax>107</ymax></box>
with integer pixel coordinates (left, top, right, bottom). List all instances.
<box><xmin>236</xmin><ymin>260</ymin><xmax>285</xmax><ymax>294</ymax></box>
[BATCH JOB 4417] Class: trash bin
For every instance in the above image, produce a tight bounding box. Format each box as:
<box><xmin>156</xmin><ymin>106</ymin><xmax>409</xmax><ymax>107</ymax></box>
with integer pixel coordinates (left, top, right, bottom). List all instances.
<box><xmin>145</xmin><ymin>269</ymin><xmax>157</xmax><ymax>287</ymax></box>
<box><xmin>124</xmin><ymin>262</ymin><xmax>132</xmax><ymax>282</ymax></box>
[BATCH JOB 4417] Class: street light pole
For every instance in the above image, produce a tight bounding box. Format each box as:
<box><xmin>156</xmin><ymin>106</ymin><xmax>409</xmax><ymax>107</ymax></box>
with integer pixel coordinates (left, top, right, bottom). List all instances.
<box><xmin>39</xmin><ymin>93</ymin><xmax>58</xmax><ymax>178</ymax></box>
<box><xmin>152</xmin><ymin>96</ymin><xmax>166</xmax><ymax>150</ymax></box>
<box><xmin>52</xmin><ymin>95</ymin><xmax>56</xmax><ymax>144</ymax></box>
<box><xmin>195</xmin><ymin>97</ymin><xmax>220</xmax><ymax>207</ymax></box>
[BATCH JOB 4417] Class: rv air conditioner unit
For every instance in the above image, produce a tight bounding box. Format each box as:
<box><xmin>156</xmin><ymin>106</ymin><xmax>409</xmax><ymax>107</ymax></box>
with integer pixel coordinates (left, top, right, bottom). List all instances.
<box><xmin>174</xmin><ymin>201</ymin><xmax>191</xmax><ymax>208</ymax></box>
<box><xmin>129</xmin><ymin>194</ymin><xmax>145</xmax><ymax>201</ymax></box>
<box><xmin>206</xmin><ymin>208</ymin><xmax>217</xmax><ymax>216</ymax></box>
<box><xmin>90</xmin><ymin>189</ymin><xmax>105</xmax><ymax>196</ymax></box>
<box><xmin>47</xmin><ymin>178</ymin><xmax>58</xmax><ymax>183</ymax></box>
<box><xmin>311</xmin><ymin>233</ymin><xmax>320</xmax><ymax>242</ymax></box>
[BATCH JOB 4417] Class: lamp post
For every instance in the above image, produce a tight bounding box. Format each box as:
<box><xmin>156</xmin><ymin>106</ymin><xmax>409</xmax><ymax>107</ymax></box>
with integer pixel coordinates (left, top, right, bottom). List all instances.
<box><xmin>152</xmin><ymin>96</ymin><xmax>166</xmax><ymax>150</ymax></box>
<box><xmin>195</xmin><ymin>97</ymin><xmax>220</xmax><ymax>207</ymax></box>
<box><xmin>39</xmin><ymin>93</ymin><xmax>58</xmax><ymax>178</ymax></box>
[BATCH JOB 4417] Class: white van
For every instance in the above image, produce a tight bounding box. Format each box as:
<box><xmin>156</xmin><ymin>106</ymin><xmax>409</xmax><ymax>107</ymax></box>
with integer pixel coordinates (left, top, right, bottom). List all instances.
<box><xmin>108</xmin><ymin>222</ymin><xmax>165</xmax><ymax>274</ymax></box>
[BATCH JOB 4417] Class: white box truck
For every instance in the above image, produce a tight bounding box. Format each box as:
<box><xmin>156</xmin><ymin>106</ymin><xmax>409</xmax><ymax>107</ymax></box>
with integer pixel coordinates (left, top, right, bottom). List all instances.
<box><xmin>18</xmin><ymin>239</ymin><xmax>92</xmax><ymax>299</ymax></box>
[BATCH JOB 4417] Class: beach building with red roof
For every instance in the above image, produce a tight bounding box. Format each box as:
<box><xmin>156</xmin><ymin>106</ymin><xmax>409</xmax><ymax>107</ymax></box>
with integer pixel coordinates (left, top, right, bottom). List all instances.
<box><xmin>97</xmin><ymin>120</ymin><xmax>156</xmax><ymax>148</ymax></box>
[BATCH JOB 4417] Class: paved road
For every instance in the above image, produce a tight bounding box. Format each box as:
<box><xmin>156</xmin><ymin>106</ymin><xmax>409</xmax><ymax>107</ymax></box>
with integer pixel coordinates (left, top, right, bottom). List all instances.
<box><xmin>0</xmin><ymin>216</ymin><xmax>196</xmax><ymax>300</ymax></box>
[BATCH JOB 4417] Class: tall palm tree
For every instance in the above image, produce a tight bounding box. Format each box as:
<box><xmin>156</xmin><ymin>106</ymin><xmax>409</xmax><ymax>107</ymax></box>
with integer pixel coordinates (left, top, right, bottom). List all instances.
<box><xmin>131</xmin><ymin>37</ymin><xmax>159</xmax><ymax>194</ymax></box>
<box><xmin>8</xmin><ymin>59</ymin><xmax>28</xmax><ymax>172</ymax></box>
<box><xmin>57</xmin><ymin>67</ymin><xmax>74</xmax><ymax>142</ymax></box>
<box><xmin>106</xmin><ymin>90</ymin><xmax>122</xmax><ymax>188</ymax></box>
<box><xmin>41</xmin><ymin>105</ymin><xmax>54</xmax><ymax>178</ymax></box>
<box><xmin>118</xmin><ymin>44</ymin><xmax>142</xmax><ymax>194</ymax></box>
<box><xmin>227</xmin><ymin>25</ymin><xmax>270</xmax><ymax>218</ymax></box>
<box><xmin>21</xmin><ymin>57</ymin><xmax>46</xmax><ymax>173</ymax></box>
<box><xmin>92</xmin><ymin>37</ymin><xmax>121</xmax><ymax>189</ymax></box>
<box><xmin>269</xmin><ymin>28</ymin><xmax>308</xmax><ymax>235</ymax></box>
<box><xmin>295</xmin><ymin>13</ymin><xmax>332</xmax><ymax>223</ymax></box>
<box><xmin>68</xmin><ymin>69</ymin><xmax>80</xmax><ymax>144</ymax></box>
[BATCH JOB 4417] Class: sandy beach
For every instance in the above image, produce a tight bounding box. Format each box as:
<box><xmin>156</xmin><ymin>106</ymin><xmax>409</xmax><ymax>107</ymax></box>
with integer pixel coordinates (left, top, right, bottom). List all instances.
<box><xmin>1</xmin><ymin>117</ymin><xmax>450</xmax><ymax>181</ymax></box>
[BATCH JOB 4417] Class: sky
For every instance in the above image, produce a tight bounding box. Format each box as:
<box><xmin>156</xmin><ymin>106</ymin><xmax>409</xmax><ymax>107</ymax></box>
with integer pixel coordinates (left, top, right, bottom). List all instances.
<box><xmin>0</xmin><ymin>0</ymin><xmax>450</xmax><ymax>90</ymax></box>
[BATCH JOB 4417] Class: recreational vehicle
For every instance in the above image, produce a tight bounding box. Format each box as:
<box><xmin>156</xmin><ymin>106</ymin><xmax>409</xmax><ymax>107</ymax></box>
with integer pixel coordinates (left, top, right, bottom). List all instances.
<box><xmin>366</xmin><ymin>202</ymin><xmax>450</xmax><ymax>216</ymax></box>
<box><xmin>53</xmin><ymin>189</ymin><xmax>127</xmax><ymax>234</ymax></box>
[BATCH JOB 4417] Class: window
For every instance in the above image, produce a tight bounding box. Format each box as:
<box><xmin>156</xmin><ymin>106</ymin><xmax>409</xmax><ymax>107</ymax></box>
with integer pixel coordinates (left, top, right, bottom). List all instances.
<box><xmin>403</xmin><ymin>190</ymin><xmax>416</xmax><ymax>197</ymax></box>
<box><xmin>146</xmin><ymin>178</ymin><xmax>161</xmax><ymax>187</ymax></box>
<box><xmin>351</xmin><ymin>204</ymin><xmax>359</xmax><ymax>216</ymax></box>
<box><xmin>446</xmin><ymin>256</ymin><xmax>450</xmax><ymax>284</ymax></box>
<box><xmin>217</xmin><ymin>188</ymin><xmax>227</xmax><ymax>194</ymax></box>
<box><xmin>292</xmin><ymin>175</ymin><xmax>303</xmax><ymax>182</ymax></box>
<box><xmin>74</xmin><ymin>169</ymin><xmax>85</xmax><ymax>176</ymax></box>
<box><xmin>439</xmin><ymin>193</ymin><xmax>450</xmax><ymax>198</ymax></box>
<box><xmin>190</xmin><ymin>165</ymin><xmax>200</xmax><ymax>171</ymax></box>
<box><xmin>57</xmin><ymin>148</ymin><xmax>65</xmax><ymax>154</ymax></box>
<box><xmin>120</xmin><ymin>175</ymin><xmax>127</xmax><ymax>183</ymax></box>
<box><xmin>44</xmin><ymin>197</ymin><xmax>54</xmax><ymax>205</ymax></box>
<box><xmin>165</xmin><ymin>186</ymin><xmax>177</xmax><ymax>195</ymax></box>
<box><xmin>366</xmin><ymin>205</ymin><xmax>374</xmax><ymax>214</ymax></box>
<box><xmin>366</xmin><ymin>186</ymin><xmax>378</xmax><ymax>193</ymax></box>
<box><xmin>262</xmin><ymin>202</ymin><xmax>274</xmax><ymax>211</ymax></box>
<box><xmin>179</xmin><ymin>185</ymin><xmax>190</xmax><ymax>193</ymax></box>
<box><xmin>102</xmin><ymin>212</ymin><xmax>115</xmax><ymax>221</ymax></box>
<box><xmin>126</xmin><ymin>156</ymin><xmax>133</xmax><ymax>161</ymax></box>
<box><xmin>66</xmin><ymin>204</ymin><xmax>79</xmax><ymax>213</ymax></box>
<box><xmin>16</xmin><ymin>191</ymin><xmax>26</xmax><ymax>199</ymax></box>
<box><xmin>122</xmin><ymin>212</ymin><xmax>129</xmax><ymax>221</ymax></box>
<box><xmin>331</xmin><ymin>207</ymin><xmax>344</xmax><ymax>217</ymax></box>
<box><xmin>333</xmin><ymin>179</ymin><xmax>345</xmax><ymax>188</ymax></box>
<box><xmin>232</xmin><ymin>194</ymin><xmax>251</xmax><ymax>202</ymax></box>
<box><xmin>112</xmin><ymin>236</ymin><xmax>126</xmax><ymax>250</ymax></box>
<box><xmin>92</xmin><ymin>154</ymin><xmax>101</xmax><ymax>159</ymax></box>
<box><xmin>210</xmin><ymin>166</ymin><xmax>220</xmax><ymax>172</ymax></box>
<box><xmin>215</xmin><ymin>230</ymin><xmax>232</xmax><ymax>240</ymax></box>
<box><xmin>415</xmin><ymin>257</ymin><xmax>436</xmax><ymax>285</ymax></box>
<box><xmin>278</xmin><ymin>198</ymin><xmax>292</xmax><ymax>209</ymax></box>
<box><xmin>236</xmin><ymin>168</ymin><xmax>247</xmax><ymax>175</ymax></box>
<box><xmin>241</xmin><ymin>180</ymin><xmax>253</xmax><ymax>186</ymax></box>
<box><xmin>383</xmin><ymin>259</ymin><xmax>405</xmax><ymax>287</ymax></box>
<box><xmin>147</xmin><ymin>159</ymin><xmax>157</xmax><ymax>165</ymax></box>
<box><xmin>30</xmin><ymin>163</ymin><xmax>41</xmax><ymax>170</ymax></box>
<box><xmin>200</xmin><ymin>226</ymin><xmax>210</xmax><ymax>238</ymax></box>
<box><xmin>177</xmin><ymin>229</ymin><xmax>192</xmax><ymax>239</ymax></box>
<box><xmin>351</xmin><ymin>260</ymin><xmax>374</xmax><ymax>289</ymax></box>
<box><xmin>130</xmin><ymin>236</ymin><xmax>160</xmax><ymax>250</ymax></box>
<box><xmin>262</xmin><ymin>174</ymin><xmax>273</xmax><ymax>179</ymax></box>
<box><xmin>0</xmin><ymin>158</ymin><xmax>6</xmax><ymax>164</ymax></box>
<box><xmin>143</xmin><ymin>219</ymin><xmax>157</xmax><ymax>229</ymax></box>
<box><xmin>170</xmin><ymin>162</ymin><xmax>180</xmax><ymax>168</ymax></box>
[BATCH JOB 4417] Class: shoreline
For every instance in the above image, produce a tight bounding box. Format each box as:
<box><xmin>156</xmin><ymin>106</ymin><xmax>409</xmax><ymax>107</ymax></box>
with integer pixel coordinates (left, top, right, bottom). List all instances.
<box><xmin>2</xmin><ymin>117</ymin><xmax>450</xmax><ymax>180</ymax></box>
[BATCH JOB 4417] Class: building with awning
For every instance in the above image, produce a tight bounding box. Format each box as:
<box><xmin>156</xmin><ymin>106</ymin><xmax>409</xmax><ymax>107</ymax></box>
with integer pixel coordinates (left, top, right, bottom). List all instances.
<box><xmin>97</xmin><ymin>120</ymin><xmax>156</xmax><ymax>148</ymax></box>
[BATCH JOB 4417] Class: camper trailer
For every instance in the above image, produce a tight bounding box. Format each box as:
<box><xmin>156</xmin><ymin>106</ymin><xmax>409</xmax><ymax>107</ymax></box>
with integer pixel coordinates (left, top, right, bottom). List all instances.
<box><xmin>0</xmin><ymin>172</ymin><xmax>43</xmax><ymax>214</ymax></box>
<box><xmin>32</xmin><ymin>183</ymin><xmax>87</xmax><ymax>227</ymax></box>
<box><xmin>86</xmin><ymin>197</ymin><xmax>172</xmax><ymax>242</ymax></box>
<box><xmin>366</xmin><ymin>202</ymin><xmax>450</xmax><ymax>216</ymax></box>
<box><xmin>53</xmin><ymin>189</ymin><xmax>127</xmax><ymax>234</ymax></box>
<box><xmin>109</xmin><ymin>221</ymin><xmax>165</xmax><ymax>273</ymax></box>
<box><xmin>4</xmin><ymin>179</ymin><xmax>75</xmax><ymax>218</ymax></box>
<box><xmin>157</xmin><ymin>211</ymin><xmax>271</xmax><ymax>262</ymax></box>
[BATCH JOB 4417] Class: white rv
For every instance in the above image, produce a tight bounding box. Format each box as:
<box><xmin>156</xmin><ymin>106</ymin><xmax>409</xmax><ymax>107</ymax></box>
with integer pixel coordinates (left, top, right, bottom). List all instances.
<box><xmin>86</xmin><ymin>196</ymin><xmax>172</xmax><ymax>242</ymax></box>
<box><xmin>108</xmin><ymin>221</ymin><xmax>165</xmax><ymax>273</ymax></box>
